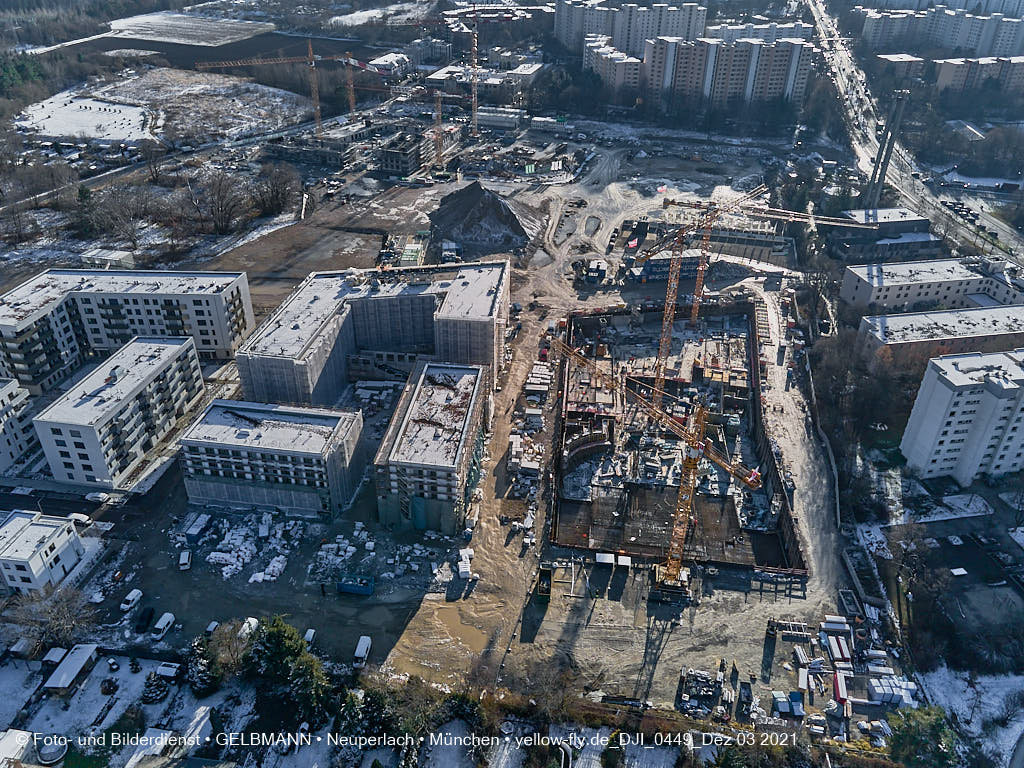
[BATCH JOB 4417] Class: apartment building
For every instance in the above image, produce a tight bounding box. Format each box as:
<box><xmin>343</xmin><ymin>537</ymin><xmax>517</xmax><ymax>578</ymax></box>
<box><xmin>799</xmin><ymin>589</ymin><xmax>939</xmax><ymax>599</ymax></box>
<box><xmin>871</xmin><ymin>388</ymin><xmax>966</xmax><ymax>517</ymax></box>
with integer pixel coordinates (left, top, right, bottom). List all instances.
<box><xmin>840</xmin><ymin>258</ymin><xmax>1024</xmax><ymax>310</ymax></box>
<box><xmin>934</xmin><ymin>54</ymin><xmax>1024</xmax><ymax>91</ymax></box>
<box><xmin>0</xmin><ymin>510</ymin><xmax>85</xmax><ymax>595</ymax></box>
<box><xmin>704</xmin><ymin>20</ymin><xmax>814</xmax><ymax>42</ymax></box>
<box><xmin>641</xmin><ymin>36</ymin><xmax>815</xmax><ymax>109</ymax></box>
<box><xmin>555</xmin><ymin>0</ymin><xmax>706</xmax><ymax>54</ymax></box>
<box><xmin>901</xmin><ymin>349</ymin><xmax>1024</xmax><ymax>485</ymax></box>
<box><xmin>857</xmin><ymin>305</ymin><xmax>1024</xmax><ymax>367</ymax></box>
<box><xmin>236</xmin><ymin>262</ymin><xmax>509</xmax><ymax>407</ymax></box>
<box><xmin>866</xmin><ymin>0</ymin><xmax>1024</xmax><ymax>14</ymax></box>
<box><xmin>583</xmin><ymin>35</ymin><xmax>643</xmax><ymax>95</ymax></box>
<box><xmin>181</xmin><ymin>400</ymin><xmax>365</xmax><ymax>517</ymax></box>
<box><xmin>0</xmin><ymin>379</ymin><xmax>35</xmax><ymax>475</ymax></box>
<box><xmin>34</xmin><ymin>338</ymin><xmax>205</xmax><ymax>489</ymax></box>
<box><xmin>876</xmin><ymin>53</ymin><xmax>926</xmax><ymax>78</ymax></box>
<box><xmin>0</xmin><ymin>270</ymin><xmax>253</xmax><ymax>394</ymax></box>
<box><xmin>858</xmin><ymin>5</ymin><xmax>1024</xmax><ymax>57</ymax></box>
<box><xmin>374</xmin><ymin>362</ymin><xmax>488</xmax><ymax>535</ymax></box>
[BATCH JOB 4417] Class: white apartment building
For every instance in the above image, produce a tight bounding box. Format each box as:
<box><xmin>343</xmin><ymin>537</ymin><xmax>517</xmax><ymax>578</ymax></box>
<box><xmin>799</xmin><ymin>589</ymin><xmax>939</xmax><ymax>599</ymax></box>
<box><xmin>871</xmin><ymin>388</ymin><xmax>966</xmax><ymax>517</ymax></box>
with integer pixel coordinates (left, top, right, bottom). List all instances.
<box><xmin>0</xmin><ymin>270</ymin><xmax>253</xmax><ymax>393</ymax></box>
<box><xmin>180</xmin><ymin>400</ymin><xmax>366</xmax><ymax>517</ymax></box>
<box><xmin>840</xmin><ymin>258</ymin><xmax>1024</xmax><ymax>310</ymax></box>
<box><xmin>0</xmin><ymin>379</ymin><xmax>35</xmax><ymax>475</ymax></box>
<box><xmin>703</xmin><ymin>20</ymin><xmax>814</xmax><ymax>42</ymax></box>
<box><xmin>901</xmin><ymin>349</ymin><xmax>1024</xmax><ymax>485</ymax></box>
<box><xmin>0</xmin><ymin>510</ymin><xmax>85</xmax><ymax>595</ymax></box>
<box><xmin>858</xmin><ymin>5</ymin><xmax>1024</xmax><ymax>56</ymax></box>
<box><xmin>642</xmin><ymin>36</ymin><xmax>816</xmax><ymax>109</ymax></box>
<box><xmin>866</xmin><ymin>0</ymin><xmax>1024</xmax><ymax>14</ymax></box>
<box><xmin>584</xmin><ymin>34</ymin><xmax>643</xmax><ymax>94</ymax></box>
<box><xmin>555</xmin><ymin>0</ymin><xmax>706</xmax><ymax>54</ymax></box>
<box><xmin>34</xmin><ymin>338</ymin><xmax>205</xmax><ymax>489</ymax></box>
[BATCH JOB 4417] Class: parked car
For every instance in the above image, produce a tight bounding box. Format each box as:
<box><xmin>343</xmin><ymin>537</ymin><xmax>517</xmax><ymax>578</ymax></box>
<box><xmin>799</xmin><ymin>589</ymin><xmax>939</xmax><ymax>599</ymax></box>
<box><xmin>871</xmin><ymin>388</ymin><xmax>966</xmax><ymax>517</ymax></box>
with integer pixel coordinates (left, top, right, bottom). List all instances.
<box><xmin>178</xmin><ymin>550</ymin><xmax>192</xmax><ymax>571</ymax></box>
<box><xmin>106</xmin><ymin>657</ymin><xmax>120</xmax><ymax>672</ymax></box>
<box><xmin>120</xmin><ymin>589</ymin><xmax>142</xmax><ymax>612</ymax></box>
<box><xmin>151</xmin><ymin>612</ymin><xmax>175</xmax><ymax>641</ymax></box>
<box><xmin>204</xmin><ymin>621</ymin><xmax>220</xmax><ymax>637</ymax></box>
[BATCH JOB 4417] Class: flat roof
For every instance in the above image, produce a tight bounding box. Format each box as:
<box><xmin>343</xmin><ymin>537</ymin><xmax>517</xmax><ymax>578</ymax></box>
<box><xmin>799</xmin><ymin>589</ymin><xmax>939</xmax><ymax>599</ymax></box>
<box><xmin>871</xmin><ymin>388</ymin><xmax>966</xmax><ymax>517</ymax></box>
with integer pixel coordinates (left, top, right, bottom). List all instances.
<box><xmin>841</xmin><ymin>207</ymin><xmax>927</xmax><ymax>225</ymax></box>
<box><xmin>931</xmin><ymin>348</ymin><xmax>1024</xmax><ymax>389</ymax></box>
<box><xmin>181</xmin><ymin>399</ymin><xmax>359</xmax><ymax>455</ymax></box>
<box><xmin>34</xmin><ymin>338</ymin><xmax>195</xmax><ymax>427</ymax></box>
<box><xmin>862</xmin><ymin>305</ymin><xmax>1024</xmax><ymax>344</ymax></box>
<box><xmin>240</xmin><ymin>262</ymin><xmax>506</xmax><ymax>359</ymax></box>
<box><xmin>847</xmin><ymin>258</ymin><xmax>978</xmax><ymax>286</ymax></box>
<box><xmin>0</xmin><ymin>269</ymin><xmax>243</xmax><ymax>328</ymax></box>
<box><xmin>0</xmin><ymin>510</ymin><xmax>70</xmax><ymax>561</ymax></box>
<box><xmin>390</xmin><ymin>363</ymin><xmax>482</xmax><ymax>469</ymax></box>
<box><xmin>44</xmin><ymin>643</ymin><xmax>98</xmax><ymax>689</ymax></box>
<box><xmin>877</xmin><ymin>53</ymin><xmax>923</xmax><ymax>62</ymax></box>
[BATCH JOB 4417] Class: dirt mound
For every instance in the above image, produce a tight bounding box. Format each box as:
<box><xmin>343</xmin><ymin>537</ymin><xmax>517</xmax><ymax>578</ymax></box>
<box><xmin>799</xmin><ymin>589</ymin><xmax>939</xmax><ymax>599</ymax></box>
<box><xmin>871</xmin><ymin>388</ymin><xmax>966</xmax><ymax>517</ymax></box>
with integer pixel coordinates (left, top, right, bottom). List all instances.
<box><xmin>429</xmin><ymin>181</ymin><xmax>538</xmax><ymax>252</ymax></box>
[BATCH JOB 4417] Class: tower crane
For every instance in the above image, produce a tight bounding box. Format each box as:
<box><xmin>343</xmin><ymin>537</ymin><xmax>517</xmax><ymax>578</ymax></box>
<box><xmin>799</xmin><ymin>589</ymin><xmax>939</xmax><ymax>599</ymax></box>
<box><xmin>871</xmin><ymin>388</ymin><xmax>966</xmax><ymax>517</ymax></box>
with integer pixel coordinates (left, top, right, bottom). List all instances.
<box><xmin>550</xmin><ymin>336</ymin><xmax>761</xmax><ymax>590</ymax></box>
<box><xmin>196</xmin><ymin>43</ymin><xmax>383</xmax><ymax>136</ymax></box>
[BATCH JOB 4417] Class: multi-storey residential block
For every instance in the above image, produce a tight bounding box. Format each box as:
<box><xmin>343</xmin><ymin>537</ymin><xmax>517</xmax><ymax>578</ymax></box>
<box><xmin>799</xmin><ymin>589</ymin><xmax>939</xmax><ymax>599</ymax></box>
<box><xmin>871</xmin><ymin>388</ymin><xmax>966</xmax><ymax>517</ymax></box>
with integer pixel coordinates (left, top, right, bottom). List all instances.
<box><xmin>236</xmin><ymin>262</ymin><xmax>509</xmax><ymax>407</ymax></box>
<box><xmin>584</xmin><ymin>35</ymin><xmax>643</xmax><ymax>95</ymax></box>
<box><xmin>0</xmin><ymin>510</ymin><xmax>85</xmax><ymax>595</ymax></box>
<box><xmin>840</xmin><ymin>258</ymin><xmax>1024</xmax><ymax>310</ymax></box>
<box><xmin>901</xmin><ymin>349</ymin><xmax>1024</xmax><ymax>485</ymax></box>
<box><xmin>33</xmin><ymin>338</ymin><xmax>205</xmax><ymax>489</ymax></box>
<box><xmin>703</xmin><ymin>20</ymin><xmax>814</xmax><ymax>42</ymax></box>
<box><xmin>374</xmin><ymin>362</ymin><xmax>488</xmax><ymax>535</ymax></box>
<box><xmin>0</xmin><ymin>379</ymin><xmax>35</xmax><ymax>475</ymax></box>
<box><xmin>555</xmin><ymin>0</ymin><xmax>706</xmax><ymax>54</ymax></box>
<box><xmin>0</xmin><ymin>270</ymin><xmax>253</xmax><ymax>393</ymax></box>
<box><xmin>858</xmin><ymin>5</ymin><xmax>1024</xmax><ymax>56</ymax></box>
<box><xmin>180</xmin><ymin>400</ymin><xmax>366</xmax><ymax>517</ymax></box>
<box><xmin>934</xmin><ymin>54</ymin><xmax>1024</xmax><ymax>91</ymax></box>
<box><xmin>641</xmin><ymin>36</ymin><xmax>815</xmax><ymax>109</ymax></box>
<box><xmin>857</xmin><ymin>305</ymin><xmax>1024</xmax><ymax>367</ymax></box>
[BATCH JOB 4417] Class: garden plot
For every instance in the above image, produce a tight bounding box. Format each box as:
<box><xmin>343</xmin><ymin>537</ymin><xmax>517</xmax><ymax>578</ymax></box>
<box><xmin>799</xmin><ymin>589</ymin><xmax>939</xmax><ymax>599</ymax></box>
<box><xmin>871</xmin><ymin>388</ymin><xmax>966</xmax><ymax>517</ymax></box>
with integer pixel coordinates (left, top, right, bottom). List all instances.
<box><xmin>17</xmin><ymin>91</ymin><xmax>151</xmax><ymax>141</ymax></box>
<box><xmin>26</xmin><ymin>657</ymin><xmax>170</xmax><ymax>738</ymax></box>
<box><xmin>0</xmin><ymin>663</ymin><xmax>42</xmax><ymax>730</ymax></box>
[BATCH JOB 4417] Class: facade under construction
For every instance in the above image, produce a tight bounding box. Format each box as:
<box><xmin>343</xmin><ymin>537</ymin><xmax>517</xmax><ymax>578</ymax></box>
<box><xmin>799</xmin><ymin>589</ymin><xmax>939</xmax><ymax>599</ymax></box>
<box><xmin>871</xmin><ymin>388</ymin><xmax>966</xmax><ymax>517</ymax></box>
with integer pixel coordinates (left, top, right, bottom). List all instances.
<box><xmin>553</xmin><ymin>300</ymin><xmax>807</xmax><ymax>574</ymax></box>
<box><xmin>235</xmin><ymin>262</ymin><xmax>509</xmax><ymax>407</ymax></box>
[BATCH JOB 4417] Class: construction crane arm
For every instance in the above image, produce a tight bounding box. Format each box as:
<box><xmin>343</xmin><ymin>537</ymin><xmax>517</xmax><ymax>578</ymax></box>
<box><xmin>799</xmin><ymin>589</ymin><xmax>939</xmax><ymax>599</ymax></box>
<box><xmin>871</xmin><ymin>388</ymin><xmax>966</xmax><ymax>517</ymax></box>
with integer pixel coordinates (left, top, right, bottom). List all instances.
<box><xmin>550</xmin><ymin>338</ymin><xmax>763</xmax><ymax>489</ymax></box>
<box><xmin>738</xmin><ymin>205</ymin><xmax>879</xmax><ymax>228</ymax></box>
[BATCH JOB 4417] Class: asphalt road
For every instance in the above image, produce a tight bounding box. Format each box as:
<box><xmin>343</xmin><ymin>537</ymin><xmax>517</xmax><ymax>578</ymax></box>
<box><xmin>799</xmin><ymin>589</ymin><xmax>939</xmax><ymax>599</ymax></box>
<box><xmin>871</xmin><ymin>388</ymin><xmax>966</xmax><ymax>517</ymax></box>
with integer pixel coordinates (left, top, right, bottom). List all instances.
<box><xmin>806</xmin><ymin>0</ymin><xmax>1024</xmax><ymax>262</ymax></box>
<box><xmin>0</xmin><ymin>490</ymin><xmax>100</xmax><ymax>518</ymax></box>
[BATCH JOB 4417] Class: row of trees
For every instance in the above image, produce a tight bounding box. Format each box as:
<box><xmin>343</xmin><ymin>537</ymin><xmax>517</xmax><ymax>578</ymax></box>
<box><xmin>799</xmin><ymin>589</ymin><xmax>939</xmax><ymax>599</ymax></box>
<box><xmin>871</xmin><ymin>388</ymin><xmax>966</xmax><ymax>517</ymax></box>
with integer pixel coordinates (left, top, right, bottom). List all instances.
<box><xmin>3</xmin><ymin>162</ymin><xmax>300</xmax><ymax>247</ymax></box>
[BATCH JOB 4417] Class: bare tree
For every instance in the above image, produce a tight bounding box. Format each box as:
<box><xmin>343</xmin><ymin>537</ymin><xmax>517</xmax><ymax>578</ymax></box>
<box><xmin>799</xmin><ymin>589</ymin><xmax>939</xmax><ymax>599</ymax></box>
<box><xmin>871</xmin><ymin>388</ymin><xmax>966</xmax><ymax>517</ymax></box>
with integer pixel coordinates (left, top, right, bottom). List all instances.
<box><xmin>251</xmin><ymin>163</ymin><xmax>299</xmax><ymax>217</ymax></box>
<box><xmin>189</xmin><ymin>172</ymin><xmax>250</xmax><ymax>235</ymax></box>
<box><xmin>12</xmin><ymin>588</ymin><xmax>96</xmax><ymax>651</ymax></box>
<box><xmin>208</xmin><ymin>619</ymin><xmax>250</xmax><ymax>679</ymax></box>
<box><xmin>139</xmin><ymin>140</ymin><xmax>165</xmax><ymax>185</ymax></box>
<box><xmin>97</xmin><ymin>184</ymin><xmax>154</xmax><ymax>249</ymax></box>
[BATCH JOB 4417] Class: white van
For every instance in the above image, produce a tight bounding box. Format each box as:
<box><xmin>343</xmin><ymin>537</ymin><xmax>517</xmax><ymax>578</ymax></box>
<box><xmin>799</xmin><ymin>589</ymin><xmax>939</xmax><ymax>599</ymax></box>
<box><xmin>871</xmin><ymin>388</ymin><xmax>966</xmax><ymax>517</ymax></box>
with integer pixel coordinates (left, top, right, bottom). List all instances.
<box><xmin>178</xmin><ymin>550</ymin><xmax>192</xmax><ymax>571</ymax></box>
<box><xmin>303</xmin><ymin>628</ymin><xmax>316</xmax><ymax>647</ymax></box>
<box><xmin>119</xmin><ymin>589</ymin><xmax>142</xmax><ymax>612</ymax></box>
<box><xmin>155</xmin><ymin>662</ymin><xmax>181</xmax><ymax>680</ymax></box>
<box><xmin>151</xmin><ymin>612</ymin><xmax>174</xmax><ymax>641</ymax></box>
<box><xmin>353</xmin><ymin>635</ymin><xmax>371</xmax><ymax>669</ymax></box>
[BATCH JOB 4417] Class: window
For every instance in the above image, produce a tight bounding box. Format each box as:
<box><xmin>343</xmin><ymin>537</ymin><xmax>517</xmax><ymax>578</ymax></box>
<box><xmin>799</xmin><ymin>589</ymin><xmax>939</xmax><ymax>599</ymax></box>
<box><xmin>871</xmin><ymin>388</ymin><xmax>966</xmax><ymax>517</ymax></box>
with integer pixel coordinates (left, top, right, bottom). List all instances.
<box><xmin>50</xmin><ymin>427</ymin><xmax>61</xmax><ymax>435</ymax></box>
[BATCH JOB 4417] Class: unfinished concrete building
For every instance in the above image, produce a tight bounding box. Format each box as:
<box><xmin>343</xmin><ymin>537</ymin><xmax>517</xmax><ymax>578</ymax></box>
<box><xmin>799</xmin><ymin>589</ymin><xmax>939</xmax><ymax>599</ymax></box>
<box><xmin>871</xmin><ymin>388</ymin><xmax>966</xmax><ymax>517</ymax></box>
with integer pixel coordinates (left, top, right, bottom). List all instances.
<box><xmin>374</xmin><ymin>362</ymin><xmax>489</xmax><ymax>534</ymax></box>
<box><xmin>180</xmin><ymin>400</ymin><xmax>365</xmax><ymax>517</ymax></box>
<box><xmin>554</xmin><ymin>302</ymin><xmax>806</xmax><ymax>575</ymax></box>
<box><xmin>235</xmin><ymin>262</ymin><xmax>509</xmax><ymax>407</ymax></box>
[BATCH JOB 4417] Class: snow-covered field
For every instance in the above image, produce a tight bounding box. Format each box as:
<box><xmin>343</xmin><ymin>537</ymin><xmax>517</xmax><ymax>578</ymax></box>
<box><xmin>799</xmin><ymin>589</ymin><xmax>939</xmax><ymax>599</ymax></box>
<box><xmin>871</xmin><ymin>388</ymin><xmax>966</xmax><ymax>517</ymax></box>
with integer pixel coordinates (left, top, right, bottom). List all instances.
<box><xmin>17</xmin><ymin>92</ymin><xmax>150</xmax><ymax>141</ymax></box>
<box><xmin>920</xmin><ymin>665</ymin><xmax>1024</xmax><ymax>767</ymax></box>
<box><xmin>109</xmin><ymin>12</ymin><xmax>275</xmax><ymax>46</ymax></box>
<box><xmin>329</xmin><ymin>2</ymin><xmax>424</xmax><ymax>26</ymax></box>
<box><xmin>0</xmin><ymin>663</ymin><xmax>42</xmax><ymax>730</ymax></box>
